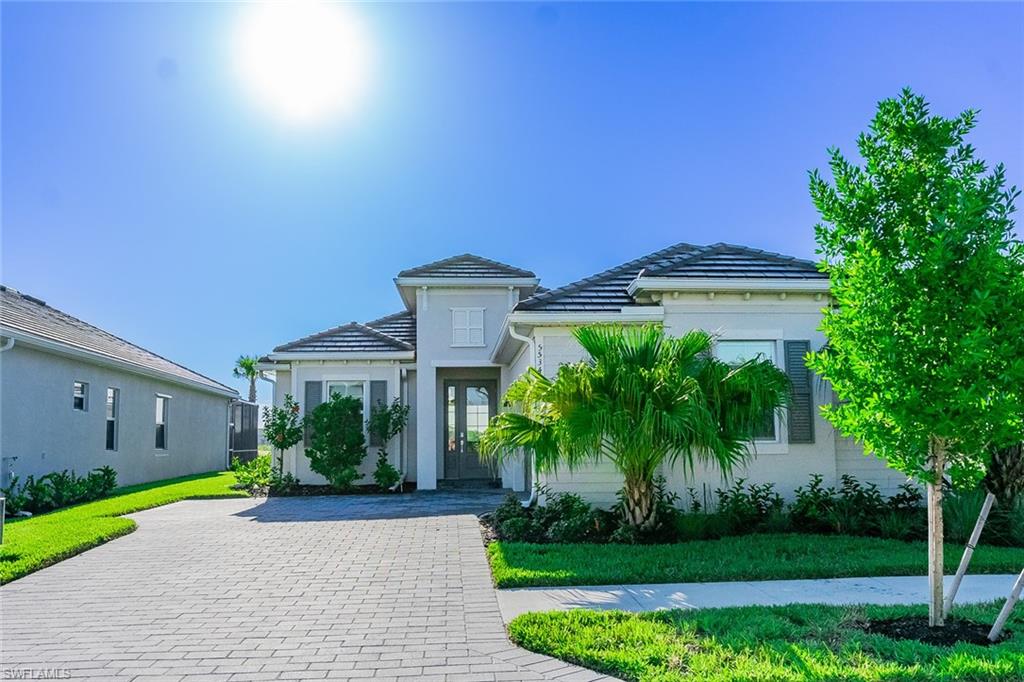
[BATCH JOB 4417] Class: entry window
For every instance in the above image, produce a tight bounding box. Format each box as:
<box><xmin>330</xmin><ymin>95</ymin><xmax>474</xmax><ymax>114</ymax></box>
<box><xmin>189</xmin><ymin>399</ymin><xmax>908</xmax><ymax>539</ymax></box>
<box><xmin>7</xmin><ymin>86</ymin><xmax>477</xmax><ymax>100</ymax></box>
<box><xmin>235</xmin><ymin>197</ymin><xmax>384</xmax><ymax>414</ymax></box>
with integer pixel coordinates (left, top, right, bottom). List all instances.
<box><xmin>155</xmin><ymin>395</ymin><xmax>169</xmax><ymax>450</ymax></box>
<box><xmin>327</xmin><ymin>381</ymin><xmax>365</xmax><ymax>418</ymax></box>
<box><xmin>451</xmin><ymin>308</ymin><xmax>484</xmax><ymax>347</ymax></box>
<box><xmin>105</xmin><ymin>388</ymin><xmax>119</xmax><ymax>451</ymax></box>
<box><xmin>73</xmin><ymin>381</ymin><xmax>89</xmax><ymax>411</ymax></box>
<box><xmin>715</xmin><ymin>340</ymin><xmax>778</xmax><ymax>441</ymax></box>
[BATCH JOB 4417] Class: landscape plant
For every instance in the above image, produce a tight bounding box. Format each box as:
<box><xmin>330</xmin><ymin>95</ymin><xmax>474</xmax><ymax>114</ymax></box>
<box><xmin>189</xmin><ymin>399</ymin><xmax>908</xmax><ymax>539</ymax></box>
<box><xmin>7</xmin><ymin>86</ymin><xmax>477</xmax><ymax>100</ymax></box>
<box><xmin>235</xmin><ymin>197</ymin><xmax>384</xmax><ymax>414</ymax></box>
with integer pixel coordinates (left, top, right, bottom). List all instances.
<box><xmin>807</xmin><ymin>89</ymin><xmax>1024</xmax><ymax>626</ymax></box>
<box><xmin>480</xmin><ymin>324</ymin><xmax>789</xmax><ymax>531</ymax></box>
<box><xmin>2</xmin><ymin>466</ymin><xmax>118</xmax><ymax>516</ymax></box>
<box><xmin>305</xmin><ymin>393</ymin><xmax>367</xmax><ymax>489</ymax></box>
<box><xmin>367</xmin><ymin>397</ymin><xmax>410</xmax><ymax>491</ymax></box>
<box><xmin>230</xmin><ymin>454</ymin><xmax>297</xmax><ymax>495</ymax></box>
<box><xmin>232</xmin><ymin>354</ymin><xmax>260</xmax><ymax>403</ymax></box>
<box><xmin>262</xmin><ymin>394</ymin><xmax>303</xmax><ymax>473</ymax></box>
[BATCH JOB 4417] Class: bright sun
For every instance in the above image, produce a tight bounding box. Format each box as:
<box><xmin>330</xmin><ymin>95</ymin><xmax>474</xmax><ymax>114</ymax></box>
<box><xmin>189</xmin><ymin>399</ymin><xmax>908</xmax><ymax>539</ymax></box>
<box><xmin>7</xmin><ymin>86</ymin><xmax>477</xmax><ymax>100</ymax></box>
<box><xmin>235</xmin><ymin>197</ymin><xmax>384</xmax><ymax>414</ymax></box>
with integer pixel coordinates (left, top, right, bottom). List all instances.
<box><xmin>233</xmin><ymin>2</ymin><xmax>371</xmax><ymax>126</ymax></box>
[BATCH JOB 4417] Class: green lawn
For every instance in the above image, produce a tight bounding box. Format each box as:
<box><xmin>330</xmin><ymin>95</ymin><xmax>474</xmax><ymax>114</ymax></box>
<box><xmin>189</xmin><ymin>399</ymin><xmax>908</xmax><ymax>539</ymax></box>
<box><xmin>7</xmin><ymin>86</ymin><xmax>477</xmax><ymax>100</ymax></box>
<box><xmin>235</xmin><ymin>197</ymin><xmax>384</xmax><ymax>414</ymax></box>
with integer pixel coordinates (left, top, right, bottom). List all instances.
<box><xmin>0</xmin><ymin>471</ymin><xmax>245</xmax><ymax>583</ymax></box>
<box><xmin>488</xmin><ymin>534</ymin><xmax>1024</xmax><ymax>588</ymax></box>
<box><xmin>509</xmin><ymin>603</ymin><xmax>1024</xmax><ymax>681</ymax></box>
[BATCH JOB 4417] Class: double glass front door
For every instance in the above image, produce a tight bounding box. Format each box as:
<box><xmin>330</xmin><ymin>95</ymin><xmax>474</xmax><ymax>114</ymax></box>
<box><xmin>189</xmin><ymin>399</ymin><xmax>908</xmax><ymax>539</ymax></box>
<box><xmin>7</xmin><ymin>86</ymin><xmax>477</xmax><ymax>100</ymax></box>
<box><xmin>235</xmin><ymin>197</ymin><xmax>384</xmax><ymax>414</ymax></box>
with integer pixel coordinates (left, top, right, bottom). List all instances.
<box><xmin>444</xmin><ymin>380</ymin><xmax>498</xmax><ymax>480</ymax></box>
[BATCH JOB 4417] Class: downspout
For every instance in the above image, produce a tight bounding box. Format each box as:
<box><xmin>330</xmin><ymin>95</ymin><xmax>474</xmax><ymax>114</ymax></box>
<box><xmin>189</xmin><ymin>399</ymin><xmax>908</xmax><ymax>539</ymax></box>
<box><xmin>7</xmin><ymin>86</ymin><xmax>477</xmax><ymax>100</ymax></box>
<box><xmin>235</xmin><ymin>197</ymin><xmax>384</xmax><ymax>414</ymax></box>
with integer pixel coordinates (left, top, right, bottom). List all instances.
<box><xmin>507</xmin><ymin>324</ymin><xmax>538</xmax><ymax>507</ymax></box>
<box><xmin>0</xmin><ymin>336</ymin><xmax>14</xmax><ymax>352</ymax></box>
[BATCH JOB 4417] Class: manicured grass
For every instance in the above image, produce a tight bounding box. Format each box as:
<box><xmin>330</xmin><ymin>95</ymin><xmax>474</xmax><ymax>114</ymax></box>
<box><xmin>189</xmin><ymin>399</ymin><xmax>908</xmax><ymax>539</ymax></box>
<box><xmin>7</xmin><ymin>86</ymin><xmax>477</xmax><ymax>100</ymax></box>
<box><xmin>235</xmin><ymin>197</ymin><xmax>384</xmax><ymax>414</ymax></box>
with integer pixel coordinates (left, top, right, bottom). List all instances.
<box><xmin>488</xmin><ymin>534</ymin><xmax>1024</xmax><ymax>588</ymax></box>
<box><xmin>0</xmin><ymin>471</ymin><xmax>245</xmax><ymax>583</ymax></box>
<box><xmin>509</xmin><ymin>603</ymin><xmax>1024</xmax><ymax>681</ymax></box>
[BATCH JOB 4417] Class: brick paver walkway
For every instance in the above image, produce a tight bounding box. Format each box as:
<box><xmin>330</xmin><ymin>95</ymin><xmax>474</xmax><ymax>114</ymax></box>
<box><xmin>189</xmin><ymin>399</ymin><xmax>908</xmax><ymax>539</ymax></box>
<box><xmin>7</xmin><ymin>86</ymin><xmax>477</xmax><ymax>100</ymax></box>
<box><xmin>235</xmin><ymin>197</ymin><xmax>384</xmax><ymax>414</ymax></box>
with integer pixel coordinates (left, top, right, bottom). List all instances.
<box><xmin>1</xmin><ymin>492</ymin><xmax>615</xmax><ymax>682</ymax></box>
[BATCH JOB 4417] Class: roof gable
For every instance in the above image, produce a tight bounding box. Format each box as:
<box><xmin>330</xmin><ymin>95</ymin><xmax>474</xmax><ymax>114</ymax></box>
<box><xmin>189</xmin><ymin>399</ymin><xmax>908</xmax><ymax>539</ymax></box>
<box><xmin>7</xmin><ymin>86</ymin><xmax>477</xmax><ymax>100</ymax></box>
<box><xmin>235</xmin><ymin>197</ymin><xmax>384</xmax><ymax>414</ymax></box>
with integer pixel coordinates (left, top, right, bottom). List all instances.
<box><xmin>644</xmin><ymin>243</ymin><xmax>825</xmax><ymax>279</ymax></box>
<box><xmin>273</xmin><ymin>321</ymin><xmax>414</xmax><ymax>354</ymax></box>
<box><xmin>397</xmin><ymin>253</ymin><xmax>535</xmax><ymax>279</ymax></box>
<box><xmin>515</xmin><ymin>242</ymin><xmax>706</xmax><ymax>312</ymax></box>
<box><xmin>516</xmin><ymin>242</ymin><xmax>825</xmax><ymax>312</ymax></box>
<box><xmin>0</xmin><ymin>285</ymin><xmax>235</xmax><ymax>395</ymax></box>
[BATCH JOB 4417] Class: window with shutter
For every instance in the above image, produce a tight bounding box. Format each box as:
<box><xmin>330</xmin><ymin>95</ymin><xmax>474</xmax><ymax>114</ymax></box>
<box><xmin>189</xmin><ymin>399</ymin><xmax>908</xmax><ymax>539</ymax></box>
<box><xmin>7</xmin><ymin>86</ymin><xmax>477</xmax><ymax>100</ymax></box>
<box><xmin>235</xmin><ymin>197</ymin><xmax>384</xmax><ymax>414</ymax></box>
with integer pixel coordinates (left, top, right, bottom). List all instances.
<box><xmin>303</xmin><ymin>381</ymin><xmax>323</xmax><ymax>447</ymax></box>
<box><xmin>785</xmin><ymin>340</ymin><xmax>815</xmax><ymax>444</ymax></box>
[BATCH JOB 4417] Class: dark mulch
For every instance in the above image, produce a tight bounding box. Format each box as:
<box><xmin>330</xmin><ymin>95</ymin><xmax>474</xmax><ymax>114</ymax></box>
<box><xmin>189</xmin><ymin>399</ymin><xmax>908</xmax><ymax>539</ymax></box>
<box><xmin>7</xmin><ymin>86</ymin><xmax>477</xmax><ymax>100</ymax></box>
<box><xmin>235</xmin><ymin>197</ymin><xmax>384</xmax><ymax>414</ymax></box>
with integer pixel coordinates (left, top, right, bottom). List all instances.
<box><xmin>242</xmin><ymin>483</ymin><xmax>417</xmax><ymax>498</ymax></box>
<box><xmin>863</xmin><ymin>616</ymin><xmax>1002</xmax><ymax>646</ymax></box>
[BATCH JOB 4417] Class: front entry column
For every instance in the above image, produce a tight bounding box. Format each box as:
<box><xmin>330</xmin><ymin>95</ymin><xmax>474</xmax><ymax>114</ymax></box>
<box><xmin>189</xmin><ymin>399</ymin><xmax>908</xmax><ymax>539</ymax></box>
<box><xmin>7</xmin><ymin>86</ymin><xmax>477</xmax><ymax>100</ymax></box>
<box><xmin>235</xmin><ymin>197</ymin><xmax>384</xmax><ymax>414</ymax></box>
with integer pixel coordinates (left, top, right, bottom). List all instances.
<box><xmin>415</xmin><ymin>367</ymin><xmax>437</xmax><ymax>489</ymax></box>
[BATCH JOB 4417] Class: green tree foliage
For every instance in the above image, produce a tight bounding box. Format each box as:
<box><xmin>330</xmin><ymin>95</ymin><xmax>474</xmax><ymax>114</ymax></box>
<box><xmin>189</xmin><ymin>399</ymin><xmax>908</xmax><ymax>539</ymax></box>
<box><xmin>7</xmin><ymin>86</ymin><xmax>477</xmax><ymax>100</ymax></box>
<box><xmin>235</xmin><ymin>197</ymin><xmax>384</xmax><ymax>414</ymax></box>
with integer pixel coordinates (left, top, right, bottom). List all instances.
<box><xmin>262</xmin><ymin>394</ymin><xmax>303</xmax><ymax>472</ymax></box>
<box><xmin>480</xmin><ymin>324</ymin><xmax>789</xmax><ymax>529</ymax></box>
<box><xmin>807</xmin><ymin>88</ymin><xmax>1024</xmax><ymax>625</ymax></box>
<box><xmin>305</xmin><ymin>393</ymin><xmax>367</xmax><ymax>489</ymax></box>
<box><xmin>367</xmin><ymin>398</ymin><xmax>410</xmax><ymax>490</ymax></box>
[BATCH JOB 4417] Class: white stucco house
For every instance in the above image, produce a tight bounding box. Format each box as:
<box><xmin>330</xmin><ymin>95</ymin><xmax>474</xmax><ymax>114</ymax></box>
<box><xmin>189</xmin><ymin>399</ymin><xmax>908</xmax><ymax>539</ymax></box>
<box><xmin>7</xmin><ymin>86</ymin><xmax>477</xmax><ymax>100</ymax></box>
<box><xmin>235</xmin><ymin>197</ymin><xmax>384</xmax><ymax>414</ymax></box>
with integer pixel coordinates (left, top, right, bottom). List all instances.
<box><xmin>0</xmin><ymin>285</ymin><xmax>239</xmax><ymax>488</ymax></box>
<box><xmin>259</xmin><ymin>242</ymin><xmax>905</xmax><ymax>505</ymax></box>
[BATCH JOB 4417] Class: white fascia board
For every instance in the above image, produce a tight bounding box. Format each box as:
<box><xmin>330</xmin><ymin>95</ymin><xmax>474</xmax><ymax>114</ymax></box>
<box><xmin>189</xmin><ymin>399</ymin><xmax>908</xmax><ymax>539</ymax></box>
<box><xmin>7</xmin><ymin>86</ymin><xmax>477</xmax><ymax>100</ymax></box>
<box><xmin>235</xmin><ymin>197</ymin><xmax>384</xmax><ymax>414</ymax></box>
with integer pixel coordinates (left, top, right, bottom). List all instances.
<box><xmin>266</xmin><ymin>351</ymin><xmax>415</xmax><ymax>361</ymax></box>
<box><xmin>627</xmin><ymin>277</ymin><xmax>830</xmax><ymax>296</ymax></box>
<box><xmin>394</xmin><ymin>276</ymin><xmax>540</xmax><ymax>289</ymax></box>
<box><xmin>507</xmin><ymin>307</ymin><xmax>664</xmax><ymax>326</ymax></box>
<box><xmin>4</xmin><ymin>327</ymin><xmax>238</xmax><ymax>399</ymax></box>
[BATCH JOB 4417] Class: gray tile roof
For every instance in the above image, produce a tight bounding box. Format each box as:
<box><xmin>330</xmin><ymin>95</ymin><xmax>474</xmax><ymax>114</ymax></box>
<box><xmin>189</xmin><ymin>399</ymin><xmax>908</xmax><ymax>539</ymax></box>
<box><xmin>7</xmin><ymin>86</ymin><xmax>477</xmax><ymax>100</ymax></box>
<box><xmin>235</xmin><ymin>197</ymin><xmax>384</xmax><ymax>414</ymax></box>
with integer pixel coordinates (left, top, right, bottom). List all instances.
<box><xmin>273</xmin><ymin>320</ymin><xmax>414</xmax><ymax>354</ymax></box>
<box><xmin>364</xmin><ymin>311</ymin><xmax>416</xmax><ymax>345</ymax></box>
<box><xmin>397</xmin><ymin>253</ymin><xmax>535</xmax><ymax>279</ymax></box>
<box><xmin>0</xmin><ymin>285</ymin><xmax>235</xmax><ymax>395</ymax></box>
<box><xmin>516</xmin><ymin>242</ymin><xmax>825</xmax><ymax>312</ymax></box>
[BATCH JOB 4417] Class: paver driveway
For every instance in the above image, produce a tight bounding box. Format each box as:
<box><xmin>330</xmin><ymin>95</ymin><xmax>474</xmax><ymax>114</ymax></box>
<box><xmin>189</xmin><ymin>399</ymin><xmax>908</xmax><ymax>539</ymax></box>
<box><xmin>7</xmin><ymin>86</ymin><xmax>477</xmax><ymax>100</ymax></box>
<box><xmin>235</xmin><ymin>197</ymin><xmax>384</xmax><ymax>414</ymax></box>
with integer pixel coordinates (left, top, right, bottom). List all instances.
<box><xmin>1</xmin><ymin>492</ymin><xmax>616</xmax><ymax>682</ymax></box>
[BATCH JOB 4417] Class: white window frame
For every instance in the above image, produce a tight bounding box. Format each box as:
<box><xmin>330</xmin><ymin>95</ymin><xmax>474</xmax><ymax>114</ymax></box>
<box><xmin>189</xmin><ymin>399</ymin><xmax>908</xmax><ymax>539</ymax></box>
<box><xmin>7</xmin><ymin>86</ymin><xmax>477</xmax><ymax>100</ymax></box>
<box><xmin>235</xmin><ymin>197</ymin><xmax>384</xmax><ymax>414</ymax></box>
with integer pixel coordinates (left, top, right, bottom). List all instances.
<box><xmin>714</xmin><ymin>339</ymin><xmax>783</xmax><ymax>446</ymax></box>
<box><xmin>325</xmin><ymin>379</ymin><xmax>369</xmax><ymax>438</ymax></box>
<box><xmin>451</xmin><ymin>307</ymin><xmax>485</xmax><ymax>348</ymax></box>
<box><xmin>155</xmin><ymin>394</ymin><xmax>170</xmax><ymax>453</ymax></box>
<box><xmin>105</xmin><ymin>387</ymin><xmax>119</xmax><ymax>452</ymax></box>
<box><xmin>73</xmin><ymin>381</ymin><xmax>89</xmax><ymax>411</ymax></box>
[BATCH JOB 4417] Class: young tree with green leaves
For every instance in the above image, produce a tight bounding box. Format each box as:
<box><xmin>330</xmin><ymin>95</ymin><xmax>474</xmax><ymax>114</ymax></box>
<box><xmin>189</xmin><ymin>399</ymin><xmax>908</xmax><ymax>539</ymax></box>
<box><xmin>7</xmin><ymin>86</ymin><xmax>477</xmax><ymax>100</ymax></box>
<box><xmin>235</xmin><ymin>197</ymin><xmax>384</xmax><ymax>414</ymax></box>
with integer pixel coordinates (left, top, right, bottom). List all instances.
<box><xmin>807</xmin><ymin>89</ymin><xmax>1024</xmax><ymax>627</ymax></box>
<box><xmin>367</xmin><ymin>398</ymin><xmax>411</xmax><ymax>491</ymax></box>
<box><xmin>233</xmin><ymin>355</ymin><xmax>260</xmax><ymax>403</ymax></box>
<box><xmin>305</xmin><ymin>393</ymin><xmax>367</xmax><ymax>489</ymax></box>
<box><xmin>262</xmin><ymin>394</ymin><xmax>303</xmax><ymax>474</ymax></box>
<box><xmin>480</xmin><ymin>324</ymin><xmax>789</xmax><ymax>530</ymax></box>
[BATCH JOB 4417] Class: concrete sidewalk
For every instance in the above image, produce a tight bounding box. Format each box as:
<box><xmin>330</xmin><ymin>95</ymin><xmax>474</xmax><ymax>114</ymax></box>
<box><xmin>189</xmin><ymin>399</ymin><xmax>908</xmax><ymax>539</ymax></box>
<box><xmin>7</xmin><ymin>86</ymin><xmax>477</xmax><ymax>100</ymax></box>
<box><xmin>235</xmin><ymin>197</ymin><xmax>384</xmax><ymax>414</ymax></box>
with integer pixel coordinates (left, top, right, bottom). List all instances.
<box><xmin>497</xmin><ymin>574</ymin><xmax>1021</xmax><ymax>622</ymax></box>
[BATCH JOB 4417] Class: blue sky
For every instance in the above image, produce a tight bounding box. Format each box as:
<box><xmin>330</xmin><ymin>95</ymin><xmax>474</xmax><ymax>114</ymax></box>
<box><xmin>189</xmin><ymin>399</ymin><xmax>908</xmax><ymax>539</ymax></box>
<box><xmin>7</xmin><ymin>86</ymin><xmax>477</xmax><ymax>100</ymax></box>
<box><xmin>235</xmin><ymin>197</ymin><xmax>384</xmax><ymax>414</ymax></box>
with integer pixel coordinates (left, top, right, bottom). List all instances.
<box><xmin>3</xmin><ymin>2</ymin><xmax>1022</xmax><ymax>402</ymax></box>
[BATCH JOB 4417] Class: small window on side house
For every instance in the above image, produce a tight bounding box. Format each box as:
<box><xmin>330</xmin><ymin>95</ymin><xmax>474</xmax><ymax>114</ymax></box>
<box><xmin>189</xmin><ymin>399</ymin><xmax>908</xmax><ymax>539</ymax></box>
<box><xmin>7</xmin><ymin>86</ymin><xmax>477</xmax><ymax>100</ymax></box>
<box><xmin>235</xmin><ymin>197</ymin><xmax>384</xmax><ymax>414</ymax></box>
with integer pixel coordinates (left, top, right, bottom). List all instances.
<box><xmin>155</xmin><ymin>395</ymin><xmax>169</xmax><ymax>450</ymax></box>
<box><xmin>451</xmin><ymin>308</ymin><xmax>485</xmax><ymax>347</ymax></box>
<box><xmin>105</xmin><ymin>388</ymin><xmax>119</xmax><ymax>451</ymax></box>
<box><xmin>73</xmin><ymin>381</ymin><xmax>89</xmax><ymax>411</ymax></box>
<box><xmin>326</xmin><ymin>381</ymin><xmax>366</xmax><ymax>420</ymax></box>
<box><xmin>715</xmin><ymin>340</ymin><xmax>778</xmax><ymax>441</ymax></box>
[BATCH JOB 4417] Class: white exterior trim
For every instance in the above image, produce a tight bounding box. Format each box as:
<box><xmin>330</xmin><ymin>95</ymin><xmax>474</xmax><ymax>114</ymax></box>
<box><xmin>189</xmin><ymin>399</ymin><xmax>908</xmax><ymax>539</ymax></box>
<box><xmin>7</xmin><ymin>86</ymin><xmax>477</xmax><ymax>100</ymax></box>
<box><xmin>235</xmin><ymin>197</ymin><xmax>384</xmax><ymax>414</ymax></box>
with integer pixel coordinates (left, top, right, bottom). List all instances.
<box><xmin>266</xmin><ymin>351</ymin><xmax>415</xmax><ymax>361</ymax></box>
<box><xmin>628</xmin><ymin>276</ymin><xmax>829</xmax><ymax>296</ymax></box>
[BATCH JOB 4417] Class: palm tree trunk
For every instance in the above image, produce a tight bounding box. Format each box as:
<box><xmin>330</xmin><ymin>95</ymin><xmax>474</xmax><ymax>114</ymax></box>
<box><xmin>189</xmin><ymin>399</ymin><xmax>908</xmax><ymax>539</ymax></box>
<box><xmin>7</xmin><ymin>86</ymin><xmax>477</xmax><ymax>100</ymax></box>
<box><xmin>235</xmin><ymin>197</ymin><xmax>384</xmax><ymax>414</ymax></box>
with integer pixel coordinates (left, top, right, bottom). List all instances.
<box><xmin>622</xmin><ymin>474</ymin><xmax>656</xmax><ymax>529</ymax></box>
<box><xmin>248</xmin><ymin>377</ymin><xmax>257</xmax><ymax>403</ymax></box>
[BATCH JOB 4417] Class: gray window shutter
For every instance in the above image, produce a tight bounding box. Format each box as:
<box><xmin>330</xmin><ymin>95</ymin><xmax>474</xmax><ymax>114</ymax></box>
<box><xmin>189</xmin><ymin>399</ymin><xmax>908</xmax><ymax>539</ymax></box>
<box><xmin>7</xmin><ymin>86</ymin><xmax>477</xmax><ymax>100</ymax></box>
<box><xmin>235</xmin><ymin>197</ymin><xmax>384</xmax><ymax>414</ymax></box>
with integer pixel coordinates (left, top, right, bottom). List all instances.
<box><xmin>303</xmin><ymin>381</ymin><xmax>323</xmax><ymax>447</ymax></box>
<box><xmin>785</xmin><ymin>341</ymin><xmax>814</xmax><ymax>444</ymax></box>
<box><xmin>368</xmin><ymin>380</ymin><xmax>388</xmax><ymax>447</ymax></box>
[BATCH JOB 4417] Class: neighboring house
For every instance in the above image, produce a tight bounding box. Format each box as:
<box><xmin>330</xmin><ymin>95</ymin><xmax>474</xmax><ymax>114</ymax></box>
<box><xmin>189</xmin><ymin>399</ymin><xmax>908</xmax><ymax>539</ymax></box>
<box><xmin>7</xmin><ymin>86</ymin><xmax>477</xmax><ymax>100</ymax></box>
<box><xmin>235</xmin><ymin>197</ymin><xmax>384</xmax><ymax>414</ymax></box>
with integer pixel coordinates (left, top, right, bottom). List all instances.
<box><xmin>0</xmin><ymin>285</ymin><xmax>238</xmax><ymax>488</ymax></box>
<box><xmin>259</xmin><ymin>243</ymin><xmax>906</xmax><ymax>505</ymax></box>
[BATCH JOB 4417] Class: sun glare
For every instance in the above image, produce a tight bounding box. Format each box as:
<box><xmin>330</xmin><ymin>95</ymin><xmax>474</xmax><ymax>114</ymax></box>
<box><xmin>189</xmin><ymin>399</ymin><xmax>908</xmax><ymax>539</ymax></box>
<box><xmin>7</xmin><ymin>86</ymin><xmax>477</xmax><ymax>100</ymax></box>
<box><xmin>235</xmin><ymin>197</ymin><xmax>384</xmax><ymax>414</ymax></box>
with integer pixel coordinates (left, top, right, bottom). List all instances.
<box><xmin>233</xmin><ymin>2</ymin><xmax>371</xmax><ymax>126</ymax></box>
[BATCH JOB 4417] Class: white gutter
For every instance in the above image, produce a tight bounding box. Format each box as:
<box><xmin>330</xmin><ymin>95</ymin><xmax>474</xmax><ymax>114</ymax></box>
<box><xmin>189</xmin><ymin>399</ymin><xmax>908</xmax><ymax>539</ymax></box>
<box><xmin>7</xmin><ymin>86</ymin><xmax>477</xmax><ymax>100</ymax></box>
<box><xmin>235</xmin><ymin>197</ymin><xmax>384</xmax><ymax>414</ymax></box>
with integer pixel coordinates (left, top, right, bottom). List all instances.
<box><xmin>626</xmin><ymin>277</ymin><xmax>830</xmax><ymax>297</ymax></box>
<box><xmin>265</xmin><ymin>350</ymin><xmax>415</xmax><ymax>361</ymax></box>
<box><xmin>0</xmin><ymin>336</ymin><xmax>14</xmax><ymax>352</ymax></box>
<box><xmin>507</xmin><ymin>324</ymin><xmax>539</xmax><ymax>508</ymax></box>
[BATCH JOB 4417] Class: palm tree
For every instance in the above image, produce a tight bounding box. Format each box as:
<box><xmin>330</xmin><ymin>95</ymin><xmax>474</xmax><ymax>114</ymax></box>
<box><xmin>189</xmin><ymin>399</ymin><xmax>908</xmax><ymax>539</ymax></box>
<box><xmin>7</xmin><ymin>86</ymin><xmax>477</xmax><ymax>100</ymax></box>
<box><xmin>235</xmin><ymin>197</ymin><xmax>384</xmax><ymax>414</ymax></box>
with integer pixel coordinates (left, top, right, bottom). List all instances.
<box><xmin>233</xmin><ymin>355</ymin><xmax>260</xmax><ymax>403</ymax></box>
<box><xmin>480</xmin><ymin>325</ymin><xmax>790</xmax><ymax>529</ymax></box>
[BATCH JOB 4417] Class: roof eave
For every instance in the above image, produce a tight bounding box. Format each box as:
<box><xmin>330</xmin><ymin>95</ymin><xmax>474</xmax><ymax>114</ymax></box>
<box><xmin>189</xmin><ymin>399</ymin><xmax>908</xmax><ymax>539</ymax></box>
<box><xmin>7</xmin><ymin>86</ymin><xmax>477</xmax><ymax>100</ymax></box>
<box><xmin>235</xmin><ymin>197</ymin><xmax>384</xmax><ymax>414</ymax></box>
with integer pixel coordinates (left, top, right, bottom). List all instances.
<box><xmin>3</xmin><ymin>327</ymin><xmax>238</xmax><ymax>398</ymax></box>
<box><xmin>627</xmin><ymin>276</ymin><xmax>830</xmax><ymax>297</ymax></box>
<box><xmin>266</xmin><ymin>350</ymin><xmax>416</xmax><ymax>362</ymax></box>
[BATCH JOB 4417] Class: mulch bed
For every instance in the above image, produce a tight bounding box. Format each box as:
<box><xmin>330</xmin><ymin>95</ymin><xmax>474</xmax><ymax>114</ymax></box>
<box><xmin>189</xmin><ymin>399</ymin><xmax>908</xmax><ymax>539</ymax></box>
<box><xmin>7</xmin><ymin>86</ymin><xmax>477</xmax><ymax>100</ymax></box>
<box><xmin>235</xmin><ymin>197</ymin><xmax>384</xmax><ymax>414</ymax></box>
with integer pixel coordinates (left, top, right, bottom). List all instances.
<box><xmin>242</xmin><ymin>483</ymin><xmax>416</xmax><ymax>497</ymax></box>
<box><xmin>862</xmin><ymin>616</ymin><xmax>1003</xmax><ymax>646</ymax></box>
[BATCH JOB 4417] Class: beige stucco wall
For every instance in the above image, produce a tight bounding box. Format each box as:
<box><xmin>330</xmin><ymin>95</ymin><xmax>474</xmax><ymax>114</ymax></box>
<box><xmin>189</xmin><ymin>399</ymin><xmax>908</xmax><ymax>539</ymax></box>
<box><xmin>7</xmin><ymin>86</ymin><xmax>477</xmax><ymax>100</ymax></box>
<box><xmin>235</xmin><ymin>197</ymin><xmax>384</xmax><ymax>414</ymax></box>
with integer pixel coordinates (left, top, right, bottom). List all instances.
<box><xmin>528</xmin><ymin>293</ymin><xmax>894</xmax><ymax>508</ymax></box>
